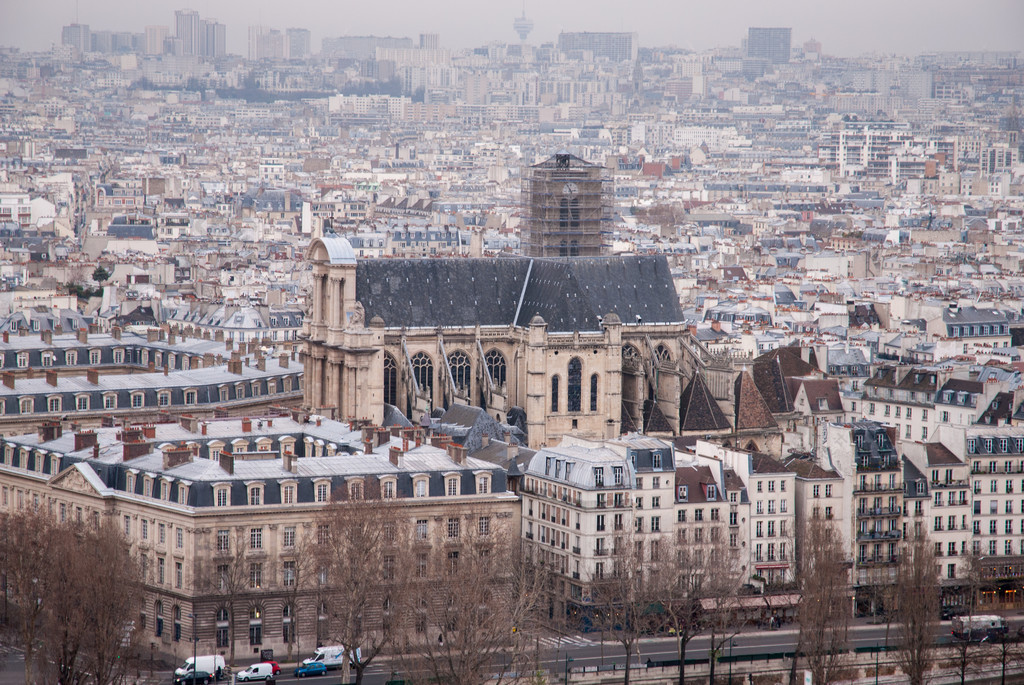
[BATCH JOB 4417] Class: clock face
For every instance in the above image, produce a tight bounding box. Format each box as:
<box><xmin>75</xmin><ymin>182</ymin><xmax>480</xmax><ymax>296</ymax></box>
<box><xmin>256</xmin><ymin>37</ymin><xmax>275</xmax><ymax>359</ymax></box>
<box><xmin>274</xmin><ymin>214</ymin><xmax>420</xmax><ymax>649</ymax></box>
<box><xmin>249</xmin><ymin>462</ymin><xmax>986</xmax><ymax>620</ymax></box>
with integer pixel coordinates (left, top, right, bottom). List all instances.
<box><xmin>562</xmin><ymin>182</ymin><xmax>579</xmax><ymax>196</ymax></box>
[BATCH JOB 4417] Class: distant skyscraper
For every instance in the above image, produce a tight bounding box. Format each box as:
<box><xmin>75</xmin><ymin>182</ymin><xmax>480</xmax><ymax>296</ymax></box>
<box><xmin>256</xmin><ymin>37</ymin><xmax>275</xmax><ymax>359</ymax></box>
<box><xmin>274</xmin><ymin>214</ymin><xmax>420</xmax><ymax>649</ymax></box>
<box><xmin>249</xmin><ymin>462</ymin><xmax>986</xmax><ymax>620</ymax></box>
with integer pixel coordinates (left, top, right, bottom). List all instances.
<box><xmin>249</xmin><ymin>25</ymin><xmax>285</xmax><ymax>60</ymax></box>
<box><xmin>199</xmin><ymin>19</ymin><xmax>226</xmax><ymax>58</ymax></box>
<box><xmin>746</xmin><ymin>27</ymin><xmax>791</xmax><ymax>64</ymax></box>
<box><xmin>419</xmin><ymin>33</ymin><xmax>440</xmax><ymax>50</ymax></box>
<box><xmin>557</xmin><ymin>32</ymin><xmax>638</xmax><ymax>62</ymax></box>
<box><xmin>145</xmin><ymin>25</ymin><xmax>169</xmax><ymax>55</ymax></box>
<box><xmin>61</xmin><ymin>23</ymin><xmax>91</xmax><ymax>54</ymax></box>
<box><xmin>522</xmin><ymin>153</ymin><xmax>609</xmax><ymax>258</ymax></box>
<box><xmin>175</xmin><ymin>9</ymin><xmax>201</xmax><ymax>56</ymax></box>
<box><xmin>512</xmin><ymin>6</ymin><xmax>534</xmax><ymax>42</ymax></box>
<box><xmin>286</xmin><ymin>28</ymin><xmax>311</xmax><ymax>59</ymax></box>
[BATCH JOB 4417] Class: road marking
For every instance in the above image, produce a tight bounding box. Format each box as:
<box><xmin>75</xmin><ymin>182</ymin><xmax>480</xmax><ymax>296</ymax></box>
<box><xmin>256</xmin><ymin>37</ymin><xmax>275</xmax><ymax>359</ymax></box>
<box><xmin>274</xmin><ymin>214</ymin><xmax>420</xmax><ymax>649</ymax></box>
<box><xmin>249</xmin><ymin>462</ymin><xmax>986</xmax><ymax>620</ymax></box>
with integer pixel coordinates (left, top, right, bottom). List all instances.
<box><xmin>537</xmin><ymin>636</ymin><xmax>598</xmax><ymax>648</ymax></box>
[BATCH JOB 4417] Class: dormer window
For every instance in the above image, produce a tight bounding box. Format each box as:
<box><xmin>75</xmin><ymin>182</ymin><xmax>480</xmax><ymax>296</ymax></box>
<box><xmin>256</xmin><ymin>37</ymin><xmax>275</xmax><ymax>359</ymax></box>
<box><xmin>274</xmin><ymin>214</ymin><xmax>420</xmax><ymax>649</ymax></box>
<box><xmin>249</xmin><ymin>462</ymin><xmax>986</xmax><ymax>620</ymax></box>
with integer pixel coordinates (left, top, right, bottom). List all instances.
<box><xmin>613</xmin><ymin>466</ymin><xmax>623</xmax><ymax>485</ymax></box>
<box><xmin>678</xmin><ymin>485</ymin><xmax>688</xmax><ymax>502</ymax></box>
<box><xmin>707</xmin><ymin>484</ymin><xmax>717</xmax><ymax>499</ymax></box>
<box><xmin>248</xmin><ymin>484</ymin><xmax>263</xmax><ymax>506</ymax></box>
<box><xmin>652</xmin><ymin>452</ymin><xmax>662</xmax><ymax>469</ymax></box>
<box><xmin>593</xmin><ymin>467</ymin><xmax>604</xmax><ymax>487</ymax></box>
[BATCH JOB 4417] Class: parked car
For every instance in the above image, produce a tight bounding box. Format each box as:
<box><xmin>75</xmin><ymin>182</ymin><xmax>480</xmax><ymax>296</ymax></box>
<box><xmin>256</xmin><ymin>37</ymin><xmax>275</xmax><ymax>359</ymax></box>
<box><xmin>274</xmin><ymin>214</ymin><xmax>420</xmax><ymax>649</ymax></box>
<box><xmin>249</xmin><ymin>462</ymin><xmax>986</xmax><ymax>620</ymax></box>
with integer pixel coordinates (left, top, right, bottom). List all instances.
<box><xmin>294</xmin><ymin>662</ymin><xmax>327</xmax><ymax>678</ymax></box>
<box><xmin>235</xmin><ymin>663</ymin><xmax>275</xmax><ymax>681</ymax></box>
<box><xmin>174</xmin><ymin>670</ymin><xmax>212</xmax><ymax>685</ymax></box>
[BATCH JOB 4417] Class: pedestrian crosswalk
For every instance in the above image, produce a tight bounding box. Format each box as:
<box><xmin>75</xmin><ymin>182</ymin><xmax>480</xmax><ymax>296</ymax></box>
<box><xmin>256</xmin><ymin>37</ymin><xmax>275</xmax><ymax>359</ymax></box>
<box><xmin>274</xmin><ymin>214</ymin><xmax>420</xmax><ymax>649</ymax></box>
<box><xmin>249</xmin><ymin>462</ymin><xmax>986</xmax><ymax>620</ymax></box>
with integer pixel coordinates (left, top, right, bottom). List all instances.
<box><xmin>537</xmin><ymin>635</ymin><xmax>598</xmax><ymax>648</ymax></box>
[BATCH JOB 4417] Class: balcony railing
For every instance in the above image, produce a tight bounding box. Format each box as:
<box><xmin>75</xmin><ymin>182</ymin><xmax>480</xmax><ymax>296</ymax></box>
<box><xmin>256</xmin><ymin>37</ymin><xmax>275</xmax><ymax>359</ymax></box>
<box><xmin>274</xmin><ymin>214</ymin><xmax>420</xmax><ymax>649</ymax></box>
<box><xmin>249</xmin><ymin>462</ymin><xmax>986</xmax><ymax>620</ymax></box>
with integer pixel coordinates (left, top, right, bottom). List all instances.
<box><xmin>594</xmin><ymin>548</ymin><xmax>608</xmax><ymax>557</ymax></box>
<box><xmin>858</xmin><ymin>554</ymin><xmax>900</xmax><ymax>565</ymax></box>
<box><xmin>572</xmin><ymin>546</ymin><xmax>581</xmax><ymax>555</ymax></box>
<box><xmin>856</xmin><ymin>506</ymin><xmax>901</xmax><ymax>517</ymax></box>
<box><xmin>854</xmin><ymin>483</ymin><xmax>902</xmax><ymax>493</ymax></box>
<box><xmin>856</xmin><ymin>530</ymin><xmax>902</xmax><ymax>542</ymax></box>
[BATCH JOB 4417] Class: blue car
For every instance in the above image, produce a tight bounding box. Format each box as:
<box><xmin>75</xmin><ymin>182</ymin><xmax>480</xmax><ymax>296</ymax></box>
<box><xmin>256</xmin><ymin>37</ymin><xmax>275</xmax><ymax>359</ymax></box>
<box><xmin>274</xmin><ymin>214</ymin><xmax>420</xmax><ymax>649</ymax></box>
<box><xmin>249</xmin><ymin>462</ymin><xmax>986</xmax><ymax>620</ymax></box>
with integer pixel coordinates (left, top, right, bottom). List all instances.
<box><xmin>294</xmin><ymin>662</ymin><xmax>327</xmax><ymax>678</ymax></box>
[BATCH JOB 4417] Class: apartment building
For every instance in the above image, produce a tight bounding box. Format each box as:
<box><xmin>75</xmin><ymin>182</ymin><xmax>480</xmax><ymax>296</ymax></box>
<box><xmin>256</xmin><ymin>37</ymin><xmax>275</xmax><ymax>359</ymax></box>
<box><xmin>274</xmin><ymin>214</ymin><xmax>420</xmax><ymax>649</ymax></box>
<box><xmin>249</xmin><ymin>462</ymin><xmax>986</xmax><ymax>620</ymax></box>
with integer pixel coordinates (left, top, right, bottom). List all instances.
<box><xmin>0</xmin><ymin>416</ymin><xmax>518</xmax><ymax>660</ymax></box>
<box><xmin>862</xmin><ymin>365</ymin><xmax>944</xmax><ymax>442</ymax></box>
<box><xmin>520</xmin><ymin>435</ymin><xmax>675</xmax><ymax>625</ymax></box>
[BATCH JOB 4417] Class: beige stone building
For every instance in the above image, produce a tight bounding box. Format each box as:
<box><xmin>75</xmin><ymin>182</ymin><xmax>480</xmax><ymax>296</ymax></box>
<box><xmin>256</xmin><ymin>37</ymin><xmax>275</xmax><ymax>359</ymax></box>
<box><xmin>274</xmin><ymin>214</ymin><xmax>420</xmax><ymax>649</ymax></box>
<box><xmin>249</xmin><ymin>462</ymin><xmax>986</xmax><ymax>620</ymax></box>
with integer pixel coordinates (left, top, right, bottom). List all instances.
<box><xmin>0</xmin><ymin>415</ymin><xmax>519</xmax><ymax>663</ymax></box>
<box><xmin>303</xmin><ymin>235</ymin><xmax>785</xmax><ymax>454</ymax></box>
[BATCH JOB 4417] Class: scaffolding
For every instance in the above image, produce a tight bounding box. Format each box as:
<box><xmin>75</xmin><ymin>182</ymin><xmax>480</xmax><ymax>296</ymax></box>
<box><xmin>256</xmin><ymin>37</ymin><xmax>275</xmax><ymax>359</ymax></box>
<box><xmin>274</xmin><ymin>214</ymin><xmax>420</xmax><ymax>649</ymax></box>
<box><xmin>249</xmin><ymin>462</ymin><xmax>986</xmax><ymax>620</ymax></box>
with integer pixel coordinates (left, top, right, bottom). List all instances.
<box><xmin>521</xmin><ymin>153</ymin><xmax>613</xmax><ymax>258</ymax></box>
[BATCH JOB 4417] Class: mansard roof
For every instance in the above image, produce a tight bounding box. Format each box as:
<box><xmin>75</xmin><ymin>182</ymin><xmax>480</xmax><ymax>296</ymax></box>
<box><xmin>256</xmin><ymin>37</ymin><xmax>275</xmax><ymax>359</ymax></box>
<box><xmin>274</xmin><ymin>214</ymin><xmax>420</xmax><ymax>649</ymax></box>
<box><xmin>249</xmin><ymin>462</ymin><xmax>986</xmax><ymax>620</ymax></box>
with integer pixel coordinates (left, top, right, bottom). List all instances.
<box><xmin>353</xmin><ymin>255</ymin><xmax>684</xmax><ymax>333</ymax></box>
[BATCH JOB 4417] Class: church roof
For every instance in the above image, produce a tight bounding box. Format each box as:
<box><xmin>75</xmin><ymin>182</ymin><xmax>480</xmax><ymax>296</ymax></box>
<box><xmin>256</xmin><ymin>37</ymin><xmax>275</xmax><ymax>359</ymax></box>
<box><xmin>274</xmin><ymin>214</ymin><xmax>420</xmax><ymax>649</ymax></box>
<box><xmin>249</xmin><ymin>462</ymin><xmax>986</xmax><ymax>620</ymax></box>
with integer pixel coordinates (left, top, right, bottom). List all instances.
<box><xmin>354</xmin><ymin>255</ymin><xmax>684</xmax><ymax>333</ymax></box>
<box><xmin>733</xmin><ymin>370</ymin><xmax>778</xmax><ymax>430</ymax></box>
<box><xmin>751</xmin><ymin>355</ymin><xmax>795</xmax><ymax>414</ymax></box>
<box><xmin>679</xmin><ymin>373</ymin><xmax>731</xmax><ymax>432</ymax></box>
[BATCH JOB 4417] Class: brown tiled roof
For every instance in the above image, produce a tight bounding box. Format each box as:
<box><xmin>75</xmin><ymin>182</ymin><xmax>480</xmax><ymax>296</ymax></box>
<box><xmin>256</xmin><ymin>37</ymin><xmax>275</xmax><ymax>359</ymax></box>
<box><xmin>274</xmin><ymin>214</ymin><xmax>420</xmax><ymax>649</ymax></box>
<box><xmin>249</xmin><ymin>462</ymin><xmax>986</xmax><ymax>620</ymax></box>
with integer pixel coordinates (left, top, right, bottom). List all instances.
<box><xmin>679</xmin><ymin>373</ymin><xmax>731</xmax><ymax>432</ymax></box>
<box><xmin>783</xmin><ymin>455</ymin><xmax>840</xmax><ymax>479</ymax></box>
<box><xmin>752</xmin><ymin>355</ymin><xmax>795</xmax><ymax>413</ymax></box>
<box><xmin>754</xmin><ymin>345</ymin><xmax>818</xmax><ymax>376</ymax></box>
<box><xmin>750</xmin><ymin>452</ymin><xmax>792</xmax><ymax>475</ymax></box>
<box><xmin>925</xmin><ymin>442</ymin><xmax>963</xmax><ymax>466</ymax></box>
<box><xmin>788</xmin><ymin>377</ymin><xmax>843</xmax><ymax>413</ymax></box>
<box><xmin>734</xmin><ymin>370</ymin><xmax>778</xmax><ymax>430</ymax></box>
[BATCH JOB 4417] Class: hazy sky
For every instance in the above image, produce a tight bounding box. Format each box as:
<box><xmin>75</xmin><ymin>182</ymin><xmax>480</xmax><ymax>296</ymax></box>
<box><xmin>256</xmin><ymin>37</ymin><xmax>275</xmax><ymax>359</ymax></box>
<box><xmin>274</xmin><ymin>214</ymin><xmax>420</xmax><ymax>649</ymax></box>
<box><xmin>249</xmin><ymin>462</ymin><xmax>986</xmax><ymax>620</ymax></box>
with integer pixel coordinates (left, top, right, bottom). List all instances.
<box><xmin>2</xmin><ymin>0</ymin><xmax>1023</xmax><ymax>57</ymax></box>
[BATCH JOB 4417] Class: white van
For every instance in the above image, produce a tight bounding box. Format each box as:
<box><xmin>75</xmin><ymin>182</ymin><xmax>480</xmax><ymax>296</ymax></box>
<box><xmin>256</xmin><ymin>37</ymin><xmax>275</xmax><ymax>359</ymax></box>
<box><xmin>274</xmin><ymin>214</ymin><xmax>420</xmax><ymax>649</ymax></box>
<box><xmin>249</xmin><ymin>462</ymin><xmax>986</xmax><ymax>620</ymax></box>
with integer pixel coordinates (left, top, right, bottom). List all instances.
<box><xmin>302</xmin><ymin>645</ymin><xmax>356</xmax><ymax>670</ymax></box>
<box><xmin>235</xmin><ymin>663</ymin><xmax>274</xmax><ymax>682</ymax></box>
<box><xmin>176</xmin><ymin>655</ymin><xmax>226</xmax><ymax>679</ymax></box>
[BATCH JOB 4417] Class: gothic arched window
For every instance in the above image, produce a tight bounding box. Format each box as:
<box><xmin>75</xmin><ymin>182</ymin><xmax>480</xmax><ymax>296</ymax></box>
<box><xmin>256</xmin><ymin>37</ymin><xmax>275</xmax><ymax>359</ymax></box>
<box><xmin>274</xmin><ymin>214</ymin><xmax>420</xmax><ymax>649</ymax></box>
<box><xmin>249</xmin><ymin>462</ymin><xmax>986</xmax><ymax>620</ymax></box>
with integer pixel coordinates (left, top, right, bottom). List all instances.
<box><xmin>551</xmin><ymin>375</ymin><xmax>559</xmax><ymax>413</ymax></box>
<box><xmin>383</xmin><ymin>353</ymin><xmax>397</xmax><ymax>406</ymax></box>
<box><xmin>590</xmin><ymin>373</ymin><xmax>598</xmax><ymax>412</ymax></box>
<box><xmin>567</xmin><ymin>358</ymin><xmax>582</xmax><ymax>413</ymax></box>
<box><xmin>411</xmin><ymin>352</ymin><xmax>433</xmax><ymax>397</ymax></box>
<box><xmin>655</xmin><ymin>344</ymin><xmax>672</xmax><ymax>363</ymax></box>
<box><xmin>448</xmin><ymin>350</ymin><xmax>471</xmax><ymax>392</ymax></box>
<box><xmin>485</xmin><ymin>349</ymin><xmax>507</xmax><ymax>388</ymax></box>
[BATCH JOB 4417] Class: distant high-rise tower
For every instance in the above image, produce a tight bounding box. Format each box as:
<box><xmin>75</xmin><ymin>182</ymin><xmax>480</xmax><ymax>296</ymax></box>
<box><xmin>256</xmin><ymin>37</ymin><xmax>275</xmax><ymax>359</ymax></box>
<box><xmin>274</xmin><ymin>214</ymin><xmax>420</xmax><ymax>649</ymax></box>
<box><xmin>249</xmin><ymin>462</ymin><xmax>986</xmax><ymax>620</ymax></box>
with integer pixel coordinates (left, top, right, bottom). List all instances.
<box><xmin>746</xmin><ymin>27</ymin><xmax>791</xmax><ymax>64</ymax></box>
<box><xmin>419</xmin><ymin>33</ymin><xmax>440</xmax><ymax>50</ymax></box>
<box><xmin>522</xmin><ymin>153</ymin><xmax>609</xmax><ymax>258</ymax></box>
<box><xmin>175</xmin><ymin>9</ymin><xmax>201</xmax><ymax>56</ymax></box>
<box><xmin>512</xmin><ymin>2</ymin><xmax>534</xmax><ymax>42</ymax></box>
<box><xmin>286</xmin><ymin>28</ymin><xmax>311</xmax><ymax>59</ymax></box>
<box><xmin>61</xmin><ymin>23</ymin><xmax>91</xmax><ymax>54</ymax></box>
<box><xmin>557</xmin><ymin>32</ymin><xmax>638</xmax><ymax>62</ymax></box>
<box><xmin>199</xmin><ymin>19</ymin><xmax>226</xmax><ymax>59</ymax></box>
<box><xmin>145</xmin><ymin>25</ymin><xmax>169</xmax><ymax>55</ymax></box>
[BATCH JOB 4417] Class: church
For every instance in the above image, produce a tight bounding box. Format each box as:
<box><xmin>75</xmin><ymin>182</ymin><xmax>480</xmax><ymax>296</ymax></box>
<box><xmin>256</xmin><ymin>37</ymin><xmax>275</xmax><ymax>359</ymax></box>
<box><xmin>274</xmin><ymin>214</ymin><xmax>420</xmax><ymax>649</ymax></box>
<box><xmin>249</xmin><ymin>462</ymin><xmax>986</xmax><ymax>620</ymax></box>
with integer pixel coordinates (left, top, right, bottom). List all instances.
<box><xmin>301</xmin><ymin>154</ymin><xmax>785</xmax><ymax>452</ymax></box>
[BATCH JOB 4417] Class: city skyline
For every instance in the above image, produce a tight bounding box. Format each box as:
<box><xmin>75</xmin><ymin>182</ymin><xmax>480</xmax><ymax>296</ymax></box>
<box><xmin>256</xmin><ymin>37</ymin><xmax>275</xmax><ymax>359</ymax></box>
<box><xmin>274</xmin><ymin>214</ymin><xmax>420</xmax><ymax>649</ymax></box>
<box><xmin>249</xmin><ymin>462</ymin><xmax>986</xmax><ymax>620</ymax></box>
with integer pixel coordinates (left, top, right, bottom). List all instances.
<box><xmin>3</xmin><ymin>0</ymin><xmax>1023</xmax><ymax>57</ymax></box>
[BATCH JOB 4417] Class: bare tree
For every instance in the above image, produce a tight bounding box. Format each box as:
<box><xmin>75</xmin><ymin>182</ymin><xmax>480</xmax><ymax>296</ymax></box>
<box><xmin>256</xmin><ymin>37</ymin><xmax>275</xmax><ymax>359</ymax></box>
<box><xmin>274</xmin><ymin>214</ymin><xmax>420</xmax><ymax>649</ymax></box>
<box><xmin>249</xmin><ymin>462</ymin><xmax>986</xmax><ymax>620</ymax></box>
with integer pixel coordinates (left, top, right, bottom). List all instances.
<box><xmin>649</xmin><ymin>525</ymin><xmax>738</xmax><ymax>685</ymax></box>
<box><xmin>589</xmin><ymin>534</ymin><xmax>656</xmax><ymax>685</ymax></box>
<box><xmin>949</xmin><ymin>553</ymin><xmax>984</xmax><ymax>685</ymax></box>
<box><xmin>400</xmin><ymin>514</ymin><xmax>544</xmax><ymax>685</ymax></box>
<box><xmin>315</xmin><ymin>492</ymin><xmax>412</xmax><ymax>685</ymax></box>
<box><xmin>0</xmin><ymin>509</ymin><xmax>56</xmax><ymax>685</ymax></box>
<box><xmin>893</xmin><ymin>530</ymin><xmax>940</xmax><ymax>685</ymax></box>
<box><xmin>197</xmin><ymin>527</ymin><xmax>252</xmax><ymax>667</ymax></box>
<box><xmin>279</xmin><ymin>524</ymin><xmax>319</xmax><ymax>662</ymax></box>
<box><xmin>39</xmin><ymin>520</ymin><xmax>144</xmax><ymax>685</ymax></box>
<box><xmin>795</xmin><ymin>518</ymin><xmax>851</xmax><ymax>685</ymax></box>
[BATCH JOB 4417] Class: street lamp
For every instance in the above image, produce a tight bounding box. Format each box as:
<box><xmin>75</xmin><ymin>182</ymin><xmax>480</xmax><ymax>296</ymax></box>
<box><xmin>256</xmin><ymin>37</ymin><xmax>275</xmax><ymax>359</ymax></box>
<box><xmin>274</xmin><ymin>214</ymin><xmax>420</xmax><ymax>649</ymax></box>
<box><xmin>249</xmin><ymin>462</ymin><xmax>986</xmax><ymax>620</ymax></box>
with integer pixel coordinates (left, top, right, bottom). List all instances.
<box><xmin>189</xmin><ymin>613</ymin><xmax>198</xmax><ymax>682</ymax></box>
<box><xmin>728</xmin><ymin>639</ymin><xmax>738</xmax><ymax>685</ymax></box>
<box><xmin>874</xmin><ymin>641</ymin><xmax>880</xmax><ymax>685</ymax></box>
<box><xmin>564</xmin><ymin>655</ymin><xmax>574</xmax><ymax>685</ymax></box>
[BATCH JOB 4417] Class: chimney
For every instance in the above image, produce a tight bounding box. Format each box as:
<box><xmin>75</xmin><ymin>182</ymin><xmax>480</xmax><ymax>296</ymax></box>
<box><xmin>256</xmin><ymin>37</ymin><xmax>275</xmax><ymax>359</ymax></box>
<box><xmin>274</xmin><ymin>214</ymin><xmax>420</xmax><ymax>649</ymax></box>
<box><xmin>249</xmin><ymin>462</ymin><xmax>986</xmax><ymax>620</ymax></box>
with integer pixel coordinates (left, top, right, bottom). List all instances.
<box><xmin>74</xmin><ymin>430</ymin><xmax>98</xmax><ymax>452</ymax></box>
<box><xmin>148</xmin><ymin>361</ymin><xmax>155</xmax><ymax>372</ymax></box>
<box><xmin>2</xmin><ymin>372</ymin><xmax>13</xmax><ymax>389</ymax></box>
<box><xmin>219</xmin><ymin>451</ymin><xmax>234</xmax><ymax>475</ymax></box>
<box><xmin>86</xmin><ymin>369</ymin><xmax>99</xmax><ymax>384</ymax></box>
<box><xmin>225</xmin><ymin>339</ymin><xmax>233</xmax><ymax>351</ymax></box>
<box><xmin>142</xmin><ymin>425</ymin><xmax>156</xmax><ymax>439</ymax></box>
<box><xmin>45</xmin><ymin>370</ymin><xmax>57</xmax><ymax>387</ymax></box>
<box><xmin>163</xmin><ymin>443</ymin><xmax>193</xmax><ymax>470</ymax></box>
<box><xmin>242</xmin><ymin>417</ymin><xmax>252</xmax><ymax>433</ymax></box>
<box><xmin>502</xmin><ymin>429</ymin><xmax>511</xmax><ymax>443</ymax></box>
<box><xmin>41</xmin><ymin>330</ymin><xmax>52</xmax><ymax>344</ymax></box>
<box><xmin>122</xmin><ymin>441</ymin><xmax>151</xmax><ymax>461</ymax></box>
<box><xmin>167</xmin><ymin>330</ymin><xmax>176</xmax><ymax>345</ymax></box>
<box><xmin>201</xmin><ymin>422</ymin><xmax>208</xmax><ymax>436</ymax></box>
<box><xmin>316</xmin><ymin>416</ymin><xmax>322</xmax><ymax>427</ymax></box>
<box><xmin>203</xmin><ymin>353</ymin><xmax>214</xmax><ymax>368</ymax></box>
<box><xmin>389</xmin><ymin>445</ymin><xmax>402</xmax><ymax>467</ymax></box>
<box><xmin>92</xmin><ymin>444</ymin><xmax>99</xmax><ymax>459</ymax></box>
<box><xmin>447</xmin><ymin>442</ymin><xmax>467</xmax><ymax>465</ymax></box>
<box><xmin>256</xmin><ymin>357</ymin><xmax>266</xmax><ymax>371</ymax></box>
<box><xmin>179</xmin><ymin>415</ymin><xmax>199</xmax><ymax>433</ymax></box>
<box><xmin>77</xmin><ymin>328</ymin><xmax>87</xmax><ymax>344</ymax></box>
<box><xmin>481</xmin><ymin>434</ymin><xmax>490</xmax><ymax>447</ymax></box>
<box><xmin>38</xmin><ymin>421</ymin><xmax>62</xmax><ymax>442</ymax></box>
<box><xmin>278</xmin><ymin>354</ymin><xmax>289</xmax><ymax>369</ymax></box>
<box><xmin>2</xmin><ymin>331</ymin><xmax>7</xmax><ymax>343</ymax></box>
<box><xmin>283</xmin><ymin>451</ymin><xmax>297</xmax><ymax>473</ymax></box>
<box><xmin>111</xmin><ymin>326</ymin><xmax>121</xmax><ymax>341</ymax></box>
<box><xmin>147</xmin><ymin>328</ymin><xmax>159</xmax><ymax>343</ymax></box>
<box><xmin>430</xmin><ymin>435</ymin><xmax>445</xmax><ymax>449</ymax></box>
<box><xmin>163</xmin><ymin>364</ymin><xmax>169</xmax><ymax>376</ymax></box>
<box><xmin>228</xmin><ymin>354</ymin><xmax>243</xmax><ymax>375</ymax></box>
<box><xmin>711</xmin><ymin>320</ymin><xmax>722</xmax><ymax>332</ymax></box>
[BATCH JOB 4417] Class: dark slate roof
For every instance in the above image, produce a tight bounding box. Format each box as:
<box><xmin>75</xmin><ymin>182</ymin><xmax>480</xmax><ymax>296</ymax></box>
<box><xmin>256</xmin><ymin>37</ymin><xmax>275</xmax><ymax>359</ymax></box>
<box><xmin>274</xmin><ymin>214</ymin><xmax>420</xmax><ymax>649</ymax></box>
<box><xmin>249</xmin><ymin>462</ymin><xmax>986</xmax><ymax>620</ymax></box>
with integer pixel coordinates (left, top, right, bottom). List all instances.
<box><xmin>751</xmin><ymin>355</ymin><xmax>794</xmax><ymax>414</ymax></box>
<box><xmin>734</xmin><ymin>370</ymin><xmax>778</xmax><ymax>430</ymax></box>
<box><xmin>754</xmin><ymin>345</ymin><xmax>818</xmax><ymax>377</ymax></box>
<box><xmin>643</xmin><ymin>399</ymin><xmax>675</xmax><ymax>433</ymax></box>
<box><xmin>354</xmin><ymin>256</ymin><xmax>684</xmax><ymax>333</ymax></box>
<box><xmin>679</xmin><ymin>373</ymin><xmax>731</xmax><ymax>432</ymax></box>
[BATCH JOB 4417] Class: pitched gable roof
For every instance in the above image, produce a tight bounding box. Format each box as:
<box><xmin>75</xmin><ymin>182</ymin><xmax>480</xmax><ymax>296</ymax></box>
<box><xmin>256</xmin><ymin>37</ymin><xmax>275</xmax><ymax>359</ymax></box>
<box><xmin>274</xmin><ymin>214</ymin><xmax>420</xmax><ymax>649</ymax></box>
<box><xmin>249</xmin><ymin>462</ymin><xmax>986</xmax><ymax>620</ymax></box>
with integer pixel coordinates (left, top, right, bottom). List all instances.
<box><xmin>679</xmin><ymin>373</ymin><xmax>731</xmax><ymax>432</ymax></box>
<box><xmin>734</xmin><ymin>370</ymin><xmax>778</xmax><ymax>430</ymax></box>
<box><xmin>751</xmin><ymin>354</ymin><xmax>795</xmax><ymax>413</ymax></box>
